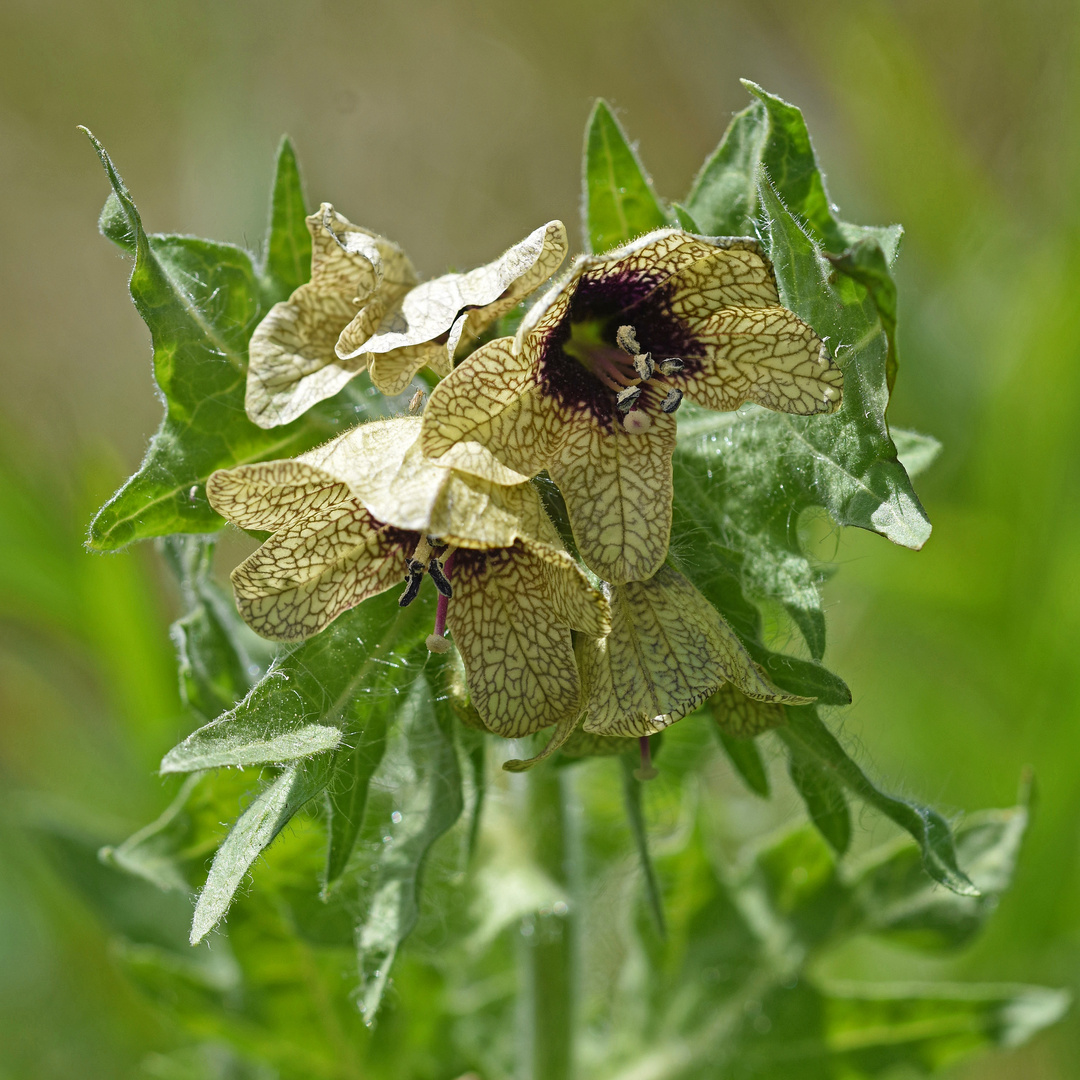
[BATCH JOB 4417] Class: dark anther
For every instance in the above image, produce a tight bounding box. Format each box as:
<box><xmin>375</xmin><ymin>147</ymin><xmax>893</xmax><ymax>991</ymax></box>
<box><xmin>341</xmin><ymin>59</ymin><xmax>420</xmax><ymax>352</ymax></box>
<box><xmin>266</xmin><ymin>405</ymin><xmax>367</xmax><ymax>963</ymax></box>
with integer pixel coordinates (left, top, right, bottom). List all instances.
<box><xmin>616</xmin><ymin>385</ymin><xmax>642</xmax><ymax>412</ymax></box>
<box><xmin>660</xmin><ymin>387</ymin><xmax>684</xmax><ymax>413</ymax></box>
<box><xmin>633</xmin><ymin>352</ymin><xmax>655</xmax><ymax>381</ymax></box>
<box><xmin>659</xmin><ymin>357</ymin><xmax>684</xmax><ymax>375</ymax></box>
<box><xmin>616</xmin><ymin>325</ymin><xmax>641</xmax><ymax>355</ymax></box>
<box><xmin>398</xmin><ymin>569</ymin><xmax>424</xmax><ymax>607</ymax></box>
<box><xmin>428</xmin><ymin>558</ymin><xmax>453</xmax><ymax>599</ymax></box>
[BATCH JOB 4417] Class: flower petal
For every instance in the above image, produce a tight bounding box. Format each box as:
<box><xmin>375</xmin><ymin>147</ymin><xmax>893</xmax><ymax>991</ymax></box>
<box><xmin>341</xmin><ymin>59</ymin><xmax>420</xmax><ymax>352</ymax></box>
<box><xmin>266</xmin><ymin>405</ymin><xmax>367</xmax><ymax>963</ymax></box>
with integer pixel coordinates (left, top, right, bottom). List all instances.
<box><xmin>230</xmin><ymin>501</ymin><xmax>409</xmax><ymax>641</ymax></box>
<box><xmin>673</xmin><ymin>304</ymin><xmax>842</xmax><ymax>414</ymax></box>
<box><xmin>448</xmin><ymin>544</ymin><xmax>582</xmax><ymax>738</ymax></box>
<box><xmin>421</xmin><ymin>336</ymin><xmax>560</xmax><ymax>477</ymax></box>
<box><xmin>502</xmin><ymin>708</ymin><xmax>585</xmax><ymax>772</ymax></box>
<box><xmin>341</xmin><ymin>221</ymin><xmax>567</xmax><ymax>395</ymax></box>
<box><xmin>708</xmin><ymin>683</ymin><xmax>786</xmax><ymax>738</ymax></box>
<box><xmin>581</xmin><ymin>565</ymin><xmax>806</xmax><ymax>737</ymax></box>
<box><xmin>246</xmin><ymin>205</ymin><xmax>416</xmax><ymax>428</ymax></box>
<box><xmin>519</xmin><ymin>538</ymin><xmax>612</xmax><ymax>637</ymax></box>
<box><xmin>207</xmin><ymin>460</ymin><xmax>350</xmax><ymax>532</ymax></box>
<box><xmin>549</xmin><ymin>410</ymin><xmax>676</xmax><ymax>584</ymax></box>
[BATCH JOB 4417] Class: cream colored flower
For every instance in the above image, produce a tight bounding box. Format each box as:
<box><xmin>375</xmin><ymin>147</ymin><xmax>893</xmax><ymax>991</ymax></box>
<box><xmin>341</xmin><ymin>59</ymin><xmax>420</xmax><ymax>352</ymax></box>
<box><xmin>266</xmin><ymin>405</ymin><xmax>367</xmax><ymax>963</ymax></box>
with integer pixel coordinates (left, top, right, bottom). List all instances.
<box><xmin>336</xmin><ymin>221</ymin><xmax>568</xmax><ymax>396</ymax></box>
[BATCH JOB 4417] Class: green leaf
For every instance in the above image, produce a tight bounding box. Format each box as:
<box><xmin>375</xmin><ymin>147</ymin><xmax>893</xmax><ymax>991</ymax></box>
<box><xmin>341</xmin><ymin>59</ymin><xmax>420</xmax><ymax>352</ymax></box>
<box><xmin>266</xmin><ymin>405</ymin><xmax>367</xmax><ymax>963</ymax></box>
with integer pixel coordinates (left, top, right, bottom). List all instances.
<box><xmin>323</xmin><ymin>692</ymin><xmax>391</xmax><ymax>890</ymax></box>
<box><xmin>852</xmin><ymin>797</ymin><xmax>1030</xmax><ymax>950</ymax></box>
<box><xmin>787</xmin><ymin>740</ymin><xmax>852</xmax><ymax>855</ymax></box>
<box><xmin>162</xmin><ymin>536</ymin><xmax>272</xmax><ymax>720</ymax></box>
<box><xmin>739</xmin><ymin>980</ymin><xmax>1070</xmax><ymax>1079</ymax></box>
<box><xmin>355</xmin><ymin>650</ymin><xmax>465</xmax><ymax>1020</ymax></box>
<box><xmin>893</xmin><ymin>426</ymin><xmax>942</xmax><ymax>479</ymax></box>
<box><xmin>260</xmin><ymin>136</ymin><xmax>311</xmax><ymax>303</ymax></box>
<box><xmin>714</xmin><ymin>727</ymin><xmax>770</xmax><ymax>797</ymax></box>
<box><xmin>81</xmin><ymin>129</ymin><xmax>385</xmax><ymax>550</ymax></box>
<box><xmin>620</xmin><ymin>754</ymin><xmax>666</xmax><ymax>936</ymax></box>
<box><xmin>190</xmin><ymin>757</ymin><xmax>331</xmax><ymax>944</ymax></box>
<box><xmin>161</xmin><ymin>590</ymin><xmax>433</xmax><ymax>773</ymax></box>
<box><xmin>779</xmin><ymin>706</ymin><xmax>977</xmax><ymax>896</ymax></box>
<box><xmin>685</xmin><ymin>100</ymin><xmax>768</xmax><ymax>236</ymax></box>
<box><xmin>582</xmin><ymin>99</ymin><xmax>671</xmax><ymax>254</ymax></box>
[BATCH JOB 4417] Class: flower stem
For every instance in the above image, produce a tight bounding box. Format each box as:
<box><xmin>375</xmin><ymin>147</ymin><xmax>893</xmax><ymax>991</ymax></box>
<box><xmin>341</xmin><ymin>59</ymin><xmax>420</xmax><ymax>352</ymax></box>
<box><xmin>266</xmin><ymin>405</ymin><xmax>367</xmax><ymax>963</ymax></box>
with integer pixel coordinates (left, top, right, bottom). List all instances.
<box><xmin>522</xmin><ymin>765</ymin><xmax>576</xmax><ymax>1080</ymax></box>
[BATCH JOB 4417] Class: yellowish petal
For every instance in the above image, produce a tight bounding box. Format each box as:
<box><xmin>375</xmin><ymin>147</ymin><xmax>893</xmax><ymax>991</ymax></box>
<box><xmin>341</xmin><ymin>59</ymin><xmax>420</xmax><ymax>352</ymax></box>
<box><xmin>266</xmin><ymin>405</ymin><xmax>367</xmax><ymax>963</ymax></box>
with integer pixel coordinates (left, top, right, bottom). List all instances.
<box><xmin>341</xmin><ymin>221</ymin><xmax>567</xmax><ymax>391</ymax></box>
<box><xmin>708</xmin><ymin>682</ymin><xmax>787</xmax><ymax>738</ymax></box>
<box><xmin>367</xmin><ymin>343</ymin><xmax>450</xmax><ymax>396</ymax></box>
<box><xmin>448</xmin><ymin>544</ymin><xmax>582</xmax><ymax>738</ymax></box>
<box><xmin>557</xmin><ymin>727</ymin><xmax>637</xmax><ymax>760</ymax></box>
<box><xmin>246</xmin><ymin>204</ymin><xmax>416</xmax><ymax>428</ymax></box>
<box><xmin>421</xmin><ymin>336</ymin><xmax>559</xmax><ymax>477</ymax></box>
<box><xmin>549</xmin><ymin>411</ymin><xmax>676</xmax><ymax>584</ymax></box>
<box><xmin>207</xmin><ymin>460</ymin><xmax>349</xmax><ymax>532</ymax></box>
<box><xmin>503</xmin><ymin>709</ymin><xmax>584</xmax><ymax>772</ymax></box>
<box><xmin>298</xmin><ymin>417</ymin><xmax>420</xmax><ymax>495</ymax></box>
<box><xmin>581</xmin><ymin>566</ymin><xmax>806</xmax><ymax>737</ymax></box>
<box><xmin>675</xmin><ymin>304</ymin><xmax>842</xmax><ymax>415</ymax></box>
<box><xmin>231</xmin><ymin>501</ymin><xmax>409</xmax><ymax>641</ymax></box>
<box><xmin>518</xmin><ymin>538</ymin><xmax>612</xmax><ymax>637</ymax></box>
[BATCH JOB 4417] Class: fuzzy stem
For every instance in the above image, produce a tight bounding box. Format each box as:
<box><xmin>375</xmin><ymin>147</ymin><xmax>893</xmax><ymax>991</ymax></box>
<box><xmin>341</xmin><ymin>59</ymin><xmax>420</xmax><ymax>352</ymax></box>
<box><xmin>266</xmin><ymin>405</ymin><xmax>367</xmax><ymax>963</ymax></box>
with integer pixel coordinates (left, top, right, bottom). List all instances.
<box><xmin>521</xmin><ymin>766</ymin><xmax>575</xmax><ymax>1080</ymax></box>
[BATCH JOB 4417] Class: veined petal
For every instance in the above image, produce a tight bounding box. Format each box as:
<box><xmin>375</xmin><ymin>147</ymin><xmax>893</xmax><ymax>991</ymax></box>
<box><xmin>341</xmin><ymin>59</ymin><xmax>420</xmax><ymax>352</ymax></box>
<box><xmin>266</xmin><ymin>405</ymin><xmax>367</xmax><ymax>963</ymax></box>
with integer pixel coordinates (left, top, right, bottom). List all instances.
<box><xmin>708</xmin><ymin>684</ymin><xmax>786</xmax><ymax>738</ymax></box>
<box><xmin>549</xmin><ymin>410</ymin><xmax>676</xmax><ymax>584</ymax></box>
<box><xmin>448</xmin><ymin>544</ymin><xmax>582</xmax><ymax>738</ymax></box>
<box><xmin>674</xmin><ymin>304</ymin><xmax>842</xmax><ymax>415</ymax></box>
<box><xmin>246</xmin><ymin>205</ymin><xmax>416</xmax><ymax>428</ymax></box>
<box><xmin>298</xmin><ymin>417</ymin><xmax>419</xmax><ymax>495</ymax></box>
<box><xmin>207</xmin><ymin>460</ymin><xmax>350</xmax><ymax>532</ymax></box>
<box><xmin>341</xmin><ymin>219</ymin><xmax>570</xmax><ymax>375</ymax></box>
<box><xmin>231</xmin><ymin>501</ymin><xmax>410</xmax><ymax>641</ymax></box>
<box><xmin>422</xmin><ymin>336</ymin><xmax>560</xmax><ymax>478</ymax></box>
<box><xmin>367</xmin><ymin>342</ymin><xmax>450</xmax><ymax>397</ymax></box>
<box><xmin>581</xmin><ymin>566</ymin><xmax>807</xmax><ymax>737</ymax></box>
<box><xmin>519</xmin><ymin>537</ymin><xmax>612</xmax><ymax>637</ymax></box>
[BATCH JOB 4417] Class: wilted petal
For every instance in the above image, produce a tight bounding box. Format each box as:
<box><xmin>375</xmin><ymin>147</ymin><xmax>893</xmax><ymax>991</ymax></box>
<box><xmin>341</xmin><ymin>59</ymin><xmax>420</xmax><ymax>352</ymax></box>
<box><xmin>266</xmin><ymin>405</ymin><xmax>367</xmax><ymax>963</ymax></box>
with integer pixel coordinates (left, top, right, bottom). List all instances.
<box><xmin>708</xmin><ymin>683</ymin><xmax>787</xmax><ymax>738</ymax></box>
<box><xmin>339</xmin><ymin>221</ymin><xmax>568</xmax><ymax>395</ymax></box>
<box><xmin>582</xmin><ymin>566</ymin><xmax>807</xmax><ymax>737</ymax></box>
<box><xmin>422</xmin><ymin>337</ymin><xmax>560</xmax><ymax>478</ymax></box>
<box><xmin>448</xmin><ymin>544</ymin><xmax>584</xmax><ymax>738</ymax></box>
<box><xmin>550</xmin><ymin>410</ymin><xmax>677</xmax><ymax>585</ymax></box>
<box><xmin>246</xmin><ymin>204</ymin><xmax>416</xmax><ymax>428</ymax></box>
<box><xmin>231</xmin><ymin>501</ymin><xmax>410</xmax><ymax>641</ymax></box>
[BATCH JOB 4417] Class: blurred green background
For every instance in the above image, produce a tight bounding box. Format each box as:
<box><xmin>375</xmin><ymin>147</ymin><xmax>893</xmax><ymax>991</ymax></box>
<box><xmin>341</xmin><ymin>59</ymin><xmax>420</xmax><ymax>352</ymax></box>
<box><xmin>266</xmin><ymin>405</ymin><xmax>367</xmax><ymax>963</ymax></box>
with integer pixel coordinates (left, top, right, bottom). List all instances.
<box><xmin>1</xmin><ymin>0</ymin><xmax>1078</xmax><ymax>1076</ymax></box>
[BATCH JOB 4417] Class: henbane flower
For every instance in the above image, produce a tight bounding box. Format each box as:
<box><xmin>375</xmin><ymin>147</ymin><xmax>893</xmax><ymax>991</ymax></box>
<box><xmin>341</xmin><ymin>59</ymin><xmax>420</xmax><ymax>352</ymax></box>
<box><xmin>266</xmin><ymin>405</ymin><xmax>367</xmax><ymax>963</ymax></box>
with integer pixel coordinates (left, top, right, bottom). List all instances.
<box><xmin>578</xmin><ymin>565</ymin><xmax>810</xmax><ymax>738</ymax></box>
<box><xmin>336</xmin><ymin>220</ymin><xmax>568</xmax><ymax>397</ymax></box>
<box><xmin>246</xmin><ymin>204</ymin><xmax>417</xmax><ymax>428</ymax></box>
<box><xmin>205</xmin><ymin>418</ymin><xmax>610</xmax><ymax>739</ymax></box>
<box><xmin>420</xmin><ymin>229</ymin><xmax>844</xmax><ymax>583</ymax></box>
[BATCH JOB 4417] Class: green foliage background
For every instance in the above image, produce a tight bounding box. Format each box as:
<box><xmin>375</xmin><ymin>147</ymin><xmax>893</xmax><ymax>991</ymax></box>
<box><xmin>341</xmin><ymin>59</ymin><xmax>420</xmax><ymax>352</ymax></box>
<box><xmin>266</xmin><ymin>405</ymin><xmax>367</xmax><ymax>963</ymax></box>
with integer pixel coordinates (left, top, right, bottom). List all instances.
<box><xmin>1</xmin><ymin>1</ymin><xmax>1078</xmax><ymax>1077</ymax></box>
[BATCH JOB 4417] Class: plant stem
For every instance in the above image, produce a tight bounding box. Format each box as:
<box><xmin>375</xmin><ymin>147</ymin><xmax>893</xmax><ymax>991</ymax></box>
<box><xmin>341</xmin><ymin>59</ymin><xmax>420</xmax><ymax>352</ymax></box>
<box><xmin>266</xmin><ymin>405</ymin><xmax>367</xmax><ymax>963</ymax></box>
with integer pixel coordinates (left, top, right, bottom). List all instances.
<box><xmin>522</xmin><ymin>765</ymin><xmax>575</xmax><ymax>1080</ymax></box>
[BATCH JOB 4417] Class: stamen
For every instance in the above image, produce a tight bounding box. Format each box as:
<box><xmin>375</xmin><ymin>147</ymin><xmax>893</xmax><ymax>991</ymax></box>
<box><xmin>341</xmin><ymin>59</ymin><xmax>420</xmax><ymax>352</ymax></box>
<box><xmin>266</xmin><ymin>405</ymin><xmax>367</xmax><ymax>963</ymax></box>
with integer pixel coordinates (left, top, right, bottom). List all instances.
<box><xmin>426</xmin><ymin>551</ymin><xmax>456</xmax><ymax>653</ymax></box>
<box><xmin>660</xmin><ymin>388</ymin><xmax>684</xmax><ymax>414</ymax></box>
<box><xmin>622</xmin><ymin>409</ymin><xmax>652</xmax><ymax>433</ymax></box>
<box><xmin>633</xmin><ymin>352</ymin><xmax>655</xmax><ymax>381</ymax></box>
<box><xmin>616</xmin><ymin>386</ymin><xmax>642</xmax><ymax>413</ymax></box>
<box><xmin>399</xmin><ymin>566</ymin><xmax>424</xmax><ymax>607</ymax></box>
<box><xmin>428</xmin><ymin>557</ymin><xmax>453</xmax><ymax>598</ymax></box>
<box><xmin>616</xmin><ymin>325</ymin><xmax>641</xmax><ymax>355</ymax></box>
<box><xmin>658</xmin><ymin>357</ymin><xmax>684</xmax><ymax>375</ymax></box>
<box><xmin>633</xmin><ymin>735</ymin><xmax>658</xmax><ymax>781</ymax></box>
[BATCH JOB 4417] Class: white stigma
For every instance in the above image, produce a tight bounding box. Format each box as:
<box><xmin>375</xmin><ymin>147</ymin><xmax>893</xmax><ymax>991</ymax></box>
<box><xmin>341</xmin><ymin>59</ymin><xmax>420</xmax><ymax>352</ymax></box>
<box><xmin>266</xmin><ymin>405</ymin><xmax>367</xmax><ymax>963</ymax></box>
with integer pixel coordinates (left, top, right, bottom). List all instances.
<box><xmin>622</xmin><ymin>410</ymin><xmax>652</xmax><ymax>433</ymax></box>
<box><xmin>426</xmin><ymin>634</ymin><xmax>452</xmax><ymax>654</ymax></box>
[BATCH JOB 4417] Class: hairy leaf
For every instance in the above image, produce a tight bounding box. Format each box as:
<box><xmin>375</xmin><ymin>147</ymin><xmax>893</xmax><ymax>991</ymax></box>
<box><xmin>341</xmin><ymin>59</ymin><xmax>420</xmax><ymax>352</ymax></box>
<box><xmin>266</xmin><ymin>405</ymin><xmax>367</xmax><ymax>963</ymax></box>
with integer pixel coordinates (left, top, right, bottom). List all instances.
<box><xmin>261</xmin><ymin>136</ymin><xmax>311</xmax><ymax>303</ymax></box>
<box><xmin>355</xmin><ymin>650</ymin><xmax>465</xmax><ymax>1020</ymax></box>
<box><xmin>582</xmin><ymin>99</ymin><xmax>670</xmax><ymax>254</ymax></box>
<box><xmin>779</xmin><ymin>706</ymin><xmax>977</xmax><ymax>896</ymax></box>
<box><xmin>787</xmin><ymin>741</ymin><xmax>853</xmax><ymax>855</ymax></box>
<box><xmin>82</xmin><ymin>130</ymin><xmax>386</xmax><ymax>550</ymax></box>
<box><xmin>161</xmin><ymin>590</ymin><xmax>433</xmax><ymax>773</ymax></box>
<box><xmin>715</xmin><ymin>727</ymin><xmax>771</xmax><ymax>797</ymax></box>
<box><xmin>190</xmin><ymin>758</ymin><xmax>331</xmax><ymax>944</ymax></box>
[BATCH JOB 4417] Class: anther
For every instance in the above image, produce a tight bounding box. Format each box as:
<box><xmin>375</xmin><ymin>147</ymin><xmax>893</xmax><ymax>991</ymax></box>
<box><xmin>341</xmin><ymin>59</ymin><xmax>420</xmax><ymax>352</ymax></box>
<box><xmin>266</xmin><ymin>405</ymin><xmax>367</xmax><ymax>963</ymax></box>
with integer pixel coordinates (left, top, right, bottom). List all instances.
<box><xmin>633</xmin><ymin>352</ymin><xmax>655</xmax><ymax>381</ymax></box>
<box><xmin>658</xmin><ymin>357</ymin><xmax>684</xmax><ymax>375</ymax></box>
<box><xmin>660</xmin><ymin>388</ymin><xmax>684</xmax><ymax>414</ymax></box>
<box><xmin>428</xmin><ymin>558</ymin><xmax>453</xmax><ymax>599</ymax></box>
<box><xmin>616</xmin><ymin>386</ymin><xmax>642</xmax><ymax>413</ymax></box>
<box><xmin>616</xmin><ymin>325</ymin><xmax>641</xmax><ymax>355</ymax></box>
<box><xmin>398</xmin><ymin>568</ymin><xmax>424</xmax><ymax>607</ymax></box>
<box><xmin>622</xmin><ymin>409</ymin><xmax>652</xmax><ymax>433</ymax></box>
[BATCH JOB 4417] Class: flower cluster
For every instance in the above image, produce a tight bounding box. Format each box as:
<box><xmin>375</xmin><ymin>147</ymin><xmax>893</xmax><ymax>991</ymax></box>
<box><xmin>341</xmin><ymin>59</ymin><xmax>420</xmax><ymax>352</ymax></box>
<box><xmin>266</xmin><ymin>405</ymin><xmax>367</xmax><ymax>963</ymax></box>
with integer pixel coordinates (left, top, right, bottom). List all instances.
<box><xmin>210</xmin><ymin>211</ymin><xmax>843</xmax><ymax>767</ymax></box>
